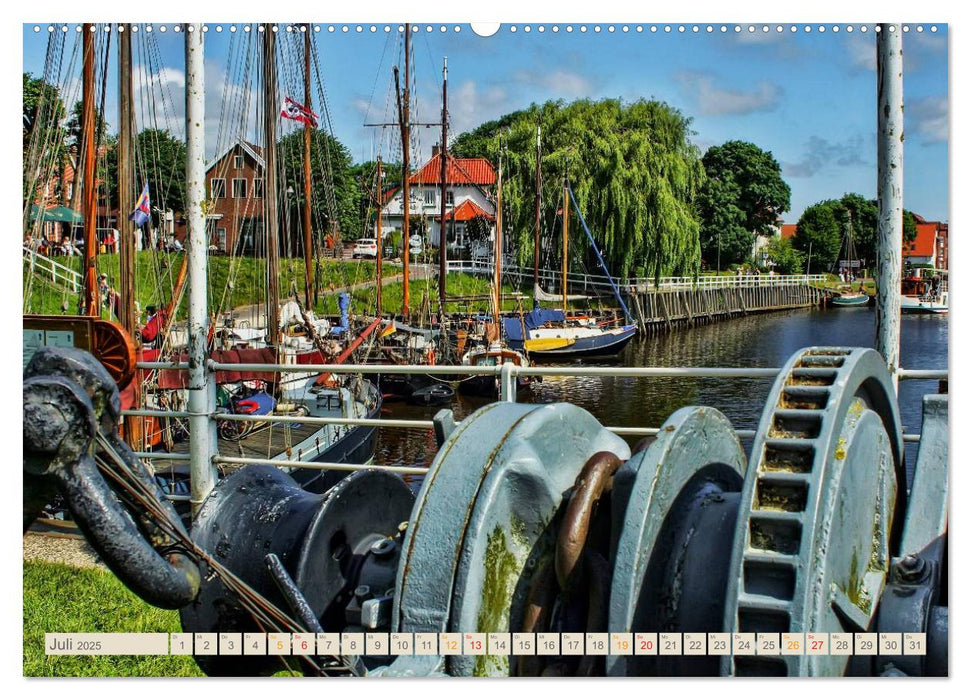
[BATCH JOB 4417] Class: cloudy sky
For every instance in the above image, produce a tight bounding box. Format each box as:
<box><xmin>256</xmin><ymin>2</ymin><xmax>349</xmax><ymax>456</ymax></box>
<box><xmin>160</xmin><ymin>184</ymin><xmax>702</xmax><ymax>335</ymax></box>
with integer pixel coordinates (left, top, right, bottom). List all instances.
<box><xmin>22</xmin><ymin>22</ymin><xmax>949</xmax><ymax>222</ymax></box>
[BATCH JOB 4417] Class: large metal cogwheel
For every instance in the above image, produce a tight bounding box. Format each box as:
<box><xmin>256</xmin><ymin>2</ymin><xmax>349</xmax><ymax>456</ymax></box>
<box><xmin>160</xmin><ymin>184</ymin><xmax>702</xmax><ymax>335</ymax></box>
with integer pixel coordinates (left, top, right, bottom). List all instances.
<box><xmin>722</xmin><ymin>347</ymin><xmax>904</xmax><ymax>676</ymax></box>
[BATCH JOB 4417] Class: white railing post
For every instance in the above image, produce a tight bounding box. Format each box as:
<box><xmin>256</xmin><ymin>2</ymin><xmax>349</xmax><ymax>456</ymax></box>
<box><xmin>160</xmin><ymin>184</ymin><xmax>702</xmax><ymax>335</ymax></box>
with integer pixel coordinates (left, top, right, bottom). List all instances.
<box><xmin>498</xmin><ymin>361</ymin><xmax>517</xmax><ymax>402</ymax></box>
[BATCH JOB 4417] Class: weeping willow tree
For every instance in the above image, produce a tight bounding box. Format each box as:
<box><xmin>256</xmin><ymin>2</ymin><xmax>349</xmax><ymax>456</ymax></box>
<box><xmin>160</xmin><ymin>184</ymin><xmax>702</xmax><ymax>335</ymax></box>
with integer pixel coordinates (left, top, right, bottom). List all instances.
<box><xmin>450</xmin><ymin>98</ymin><xmax>706</xmax><ymax>282</ymax></box>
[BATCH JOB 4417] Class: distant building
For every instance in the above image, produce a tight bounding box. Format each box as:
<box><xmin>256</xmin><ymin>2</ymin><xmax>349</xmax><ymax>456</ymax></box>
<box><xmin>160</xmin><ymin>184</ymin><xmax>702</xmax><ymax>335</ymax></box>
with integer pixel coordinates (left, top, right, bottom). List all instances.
<box><xmin>904</xmin><ymin>220</ymin><xmax>948</xmax><ymax>270</ymax></box>
<box><xmin>778</xmin><ymin>217</ymin><xmax>948</xmax><ymax>271</ymax></box>
<box><xmin>380</xmin><ymin>147</ymin><xmax>496</xmax><ymax>249</ymax></box>
<box><xmin>203</xmin><ymin>139</ymin><xmax>266</xmax><ymax>254</ymax></box>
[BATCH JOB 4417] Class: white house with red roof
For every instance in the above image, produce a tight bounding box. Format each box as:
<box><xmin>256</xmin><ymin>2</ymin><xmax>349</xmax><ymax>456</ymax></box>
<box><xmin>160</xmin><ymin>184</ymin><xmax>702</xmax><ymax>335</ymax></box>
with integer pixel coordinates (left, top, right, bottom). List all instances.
<box><xmin>380</xmin><ymin>147</ymin><xmax>496</xmax><ymax>249</ymax></box>
<box><xmin>904</xmin><ymin>216</ymin><xmax>948</xmax><ymax>270</ymax></box>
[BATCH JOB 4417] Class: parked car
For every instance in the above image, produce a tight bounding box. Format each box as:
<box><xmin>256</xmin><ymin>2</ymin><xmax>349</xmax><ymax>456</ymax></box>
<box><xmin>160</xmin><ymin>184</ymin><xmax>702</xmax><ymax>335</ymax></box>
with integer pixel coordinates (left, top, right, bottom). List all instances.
<box><xmin>352</xmin><ymin>238</ymin><xmax>378</xmax><ymax>259</ymax></box>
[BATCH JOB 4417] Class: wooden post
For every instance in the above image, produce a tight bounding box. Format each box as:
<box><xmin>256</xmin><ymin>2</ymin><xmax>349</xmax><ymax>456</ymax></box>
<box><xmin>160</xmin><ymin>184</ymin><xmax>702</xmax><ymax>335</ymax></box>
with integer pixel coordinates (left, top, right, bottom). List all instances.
<box><xmin>438</xmin><ymin>57</ymin><xmax>448</xmax><ymax>312</ymax></box>
<box><xmin>876</xmin><ymin>24</ymin><xmax>904</xmax><ymax>389</ymax></box>
<box><xmin>263</xmin><ymin>24</ymin><xmax>280</xmax><ymax>346</ymax></box>
<box><xmin>118</xmin><ymin>23</ymin><xmax>142</xmax><ymax>449</ymax></box>
<box><xmin>302</xmin><ymin>25</ymin><xmax>314</xmax><ymax>309</ymax></box>
<box><xmin>81</xmin><ymin>23</ymin><xmax>99</xmax><ymax>316</ymax></box>
<box><xmin>562</xmin><ymin>181</ymin><xmax>569</xmax><ymax>313</ymax></box>
<box><xmin>376</xmin><ymin>156</ymin><xmax>383</xmax><ymax>316</ymax></box>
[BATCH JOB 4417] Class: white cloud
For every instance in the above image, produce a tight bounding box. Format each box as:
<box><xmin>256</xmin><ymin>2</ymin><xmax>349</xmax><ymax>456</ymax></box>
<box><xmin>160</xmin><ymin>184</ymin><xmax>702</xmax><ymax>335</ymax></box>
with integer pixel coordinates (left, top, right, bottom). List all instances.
<box><xmin>675</xmin><ymin>71</ymin><xmax>781</xmax><ymax>116</ymax></box>
<box><xmin>781</xmin><ymin>135</ymin><xmax>868</xmax><ymax>178</ymax></box>
<box><xmin>908</xmin><ymin>96</ymin><xmax>948</xmax><ymax>145</ymax></box>
<box><xmin>845</xmin><ymin>36</ymin><xmax>876</xmax><ymax>72</ymax></box>
<box><xmin>512</xmin><ymin>69</ymin><xmax>593</xmax><ymax>98</ymax></box>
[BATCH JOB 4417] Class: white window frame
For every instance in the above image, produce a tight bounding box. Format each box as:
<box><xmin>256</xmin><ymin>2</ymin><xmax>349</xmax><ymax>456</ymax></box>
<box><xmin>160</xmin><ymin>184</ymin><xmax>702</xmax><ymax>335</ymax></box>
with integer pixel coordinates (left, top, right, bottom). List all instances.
<box><xmin>234</xmin><ymin>154</ymin><xmax>244</xmax><ymax>169</ymax></box>
<box><xmin>232</xmin><ymin>178</ymin><xmax>248</xmax><ymax>199</ymax></box>
<box><xmin>445</xmin><ymin>190</ymin><xmax>455</xmax><ymax>206</ymax></box>
<box><xmin>252</xmin><ymin>178</ymin><xmax>264</xmax><ymax>199</ymax></box>
<box><xmin>424</xmin><ymin>188</ymin><xmax>436</xmax><ymax>206</ymax></box>
<box><xmin>210</xmin><ymin>178</ymin><xmax>226</xmax><ymax>199</ymax></box>
<box><xmin>217</xmin><ymin>227</ymin><xmax>227</xmax><ymax>251</ymax></box>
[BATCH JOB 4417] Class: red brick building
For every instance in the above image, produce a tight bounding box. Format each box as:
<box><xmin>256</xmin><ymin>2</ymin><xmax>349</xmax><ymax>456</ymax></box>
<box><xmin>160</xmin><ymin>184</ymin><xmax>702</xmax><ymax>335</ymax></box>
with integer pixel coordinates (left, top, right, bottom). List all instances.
<box><xmin>204</xmin><ymin>139</ymin><xmax>266</xmax><ymax>254</ymax></box>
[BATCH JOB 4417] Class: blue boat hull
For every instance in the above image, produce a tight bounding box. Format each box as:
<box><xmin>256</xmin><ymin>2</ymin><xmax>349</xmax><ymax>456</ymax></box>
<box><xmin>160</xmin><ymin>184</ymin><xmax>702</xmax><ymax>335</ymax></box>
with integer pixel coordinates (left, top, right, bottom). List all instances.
<box><xmin>508</xmin><ymin>325</ymin><xmax>638</xmax><ymax>360</ymax></box>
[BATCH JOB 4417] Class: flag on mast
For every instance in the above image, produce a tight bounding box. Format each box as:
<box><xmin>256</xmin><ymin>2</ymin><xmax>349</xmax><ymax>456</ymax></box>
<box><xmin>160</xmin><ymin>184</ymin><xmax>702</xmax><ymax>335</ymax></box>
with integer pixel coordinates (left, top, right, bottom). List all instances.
<box><xmin>129</xmin><ymin>182</ymin><xmax>151</xmax><ymax>227</ymax></box>
<box><xmin>281</xmin><ymin>97</ymin><xmax>319</xmax><ymax>127</ymax></box>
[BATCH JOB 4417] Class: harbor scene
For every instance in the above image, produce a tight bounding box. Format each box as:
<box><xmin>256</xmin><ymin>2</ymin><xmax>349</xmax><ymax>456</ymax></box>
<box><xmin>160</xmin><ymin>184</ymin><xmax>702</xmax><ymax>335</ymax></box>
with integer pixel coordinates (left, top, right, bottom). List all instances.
<box><xmin>20</xmin><ymin>18</ymin><xmax>949</xmax><ymax>682</ymax></box>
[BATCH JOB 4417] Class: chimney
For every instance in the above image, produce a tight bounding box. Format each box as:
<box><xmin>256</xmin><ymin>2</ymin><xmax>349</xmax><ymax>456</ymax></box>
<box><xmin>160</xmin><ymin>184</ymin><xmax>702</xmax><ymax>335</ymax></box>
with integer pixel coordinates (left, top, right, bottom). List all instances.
<box><xmin>432</xmin><ymin>144</ymin><xmax>441</xmax><ymax>159</ymax></box>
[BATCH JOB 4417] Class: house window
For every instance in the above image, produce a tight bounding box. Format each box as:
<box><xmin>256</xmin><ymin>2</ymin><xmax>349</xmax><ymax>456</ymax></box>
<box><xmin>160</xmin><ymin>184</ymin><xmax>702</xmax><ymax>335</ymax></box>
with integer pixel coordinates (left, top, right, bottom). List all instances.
<box><xmin>234</xmin><ymin>154</ymin><xmax>244</xmax><ymax>169</ymax></box>
<box><xmin>210</xmin><ymin>178</ymin><xmax>226</xmax><ymax>199</ymax></box>
<box><xmin>455</xmin><ymin>223</ymin><xmax>466</xmax><ymax>247</ymax></box>
<box><xmin>424</xmin><ymin>188</ymin><xmax>436</xmax><ymax>206</ymax></box>
<box><xmin>232</xmin><ymin>178</ymin><xmax>248</xmax><ymax>199</ymax></box>
<box><xmin>217</xmin><ymin>227</ymin><xmax>227</xmax><ymax>251</ymax></box>
<box><xmin>445</xmin><ymin>191</ymin><xmax>454</xmax><ymax>206</ymax></box>
<box><xmin>252</xmin><ymin>178</ymin><xmax>264</xmax><ymax>199</ymax></box>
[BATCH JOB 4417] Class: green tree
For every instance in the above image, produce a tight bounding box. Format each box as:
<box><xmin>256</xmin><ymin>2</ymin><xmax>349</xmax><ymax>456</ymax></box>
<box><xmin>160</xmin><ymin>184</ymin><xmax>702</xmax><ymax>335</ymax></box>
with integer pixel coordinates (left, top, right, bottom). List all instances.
<box><xmin>451</xmin><ymin>98</ymin><xmax>706</xmax><ymax>281</ymax></box>
<box><xmin>697</xmin><ymin>140</ymin><xmax>791</xmax><ymax>269</ymax></box>
<box><xmin>836</xmin><ymin>193</ymin><xmax>918</xmax><ymax>268</ymax></box>
<box><xmin>279</xmin><ymin>129</ymin><xmax>361</xmax><ymax>243</ymax></box>
<box><xmin>764</xmin><ymin>236</ymin><xmax>805</xmax><ymax>275</ymax></box>
<box><xmin>23</xmin><ymin>73</ymin><xmax>67</xmax><ymax>201</ymax></box>
<box><xmin>104</xmin><ymin>128</ymin><xmax>186</xmax><ymax>221</ymax></box>
<box><xmin>793</xmin><ymin>201</ymin><xmax>843</xmax><ymax>273</ymax></box>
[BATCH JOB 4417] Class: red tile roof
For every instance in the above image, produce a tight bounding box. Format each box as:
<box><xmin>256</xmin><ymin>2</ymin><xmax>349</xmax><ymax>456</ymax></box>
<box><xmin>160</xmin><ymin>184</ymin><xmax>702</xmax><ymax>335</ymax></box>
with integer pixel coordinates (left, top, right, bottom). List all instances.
<box><xmin>436</xmin><ymin>198</ymin><xmax>495</xmax><ymax>222</ymax></box>
<box><xmin>409</xmin><ymin>154</ymin><xmax>496</xmax><ymax>186</ymax></box>
<box><xmin>905</xmin><ymin>223</ymin><xmax>940</xmax><ymax>258</ymax></box>
<box><xmin>780</xmin><ymin>224</ymin><xmax>798</xmax><ymax>240</ymax></box>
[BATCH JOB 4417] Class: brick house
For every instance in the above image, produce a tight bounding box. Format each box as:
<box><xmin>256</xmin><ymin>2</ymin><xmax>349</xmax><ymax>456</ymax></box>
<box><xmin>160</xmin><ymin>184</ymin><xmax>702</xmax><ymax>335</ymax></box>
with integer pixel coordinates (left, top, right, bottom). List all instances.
<box><xmin>204</xmin><ymin>139</ymin><xmax>266</xmax><ymax>254</ymax></box>
<box><xmin>380</xmin><ymin>147</ymin><xmax>496</xmax><ymax>249</ymax></box>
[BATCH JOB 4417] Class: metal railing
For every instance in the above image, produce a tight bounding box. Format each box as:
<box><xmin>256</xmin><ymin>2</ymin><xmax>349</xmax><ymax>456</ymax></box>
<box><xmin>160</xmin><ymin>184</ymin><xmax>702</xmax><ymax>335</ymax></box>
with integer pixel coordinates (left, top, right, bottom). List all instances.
<box><xmin>126</xmin><ymin>360</ymin><xmax>943</xmax><ymax>496</ymax></box>
<box><xmin>23</xmin><ymin>245</ymin><xmax>83</xmax><ymax>292</ymax></box>
<box><xmin>446</xmin><ymin>259</ymin><xmax>827</xmax><ymax>295</ymax></box>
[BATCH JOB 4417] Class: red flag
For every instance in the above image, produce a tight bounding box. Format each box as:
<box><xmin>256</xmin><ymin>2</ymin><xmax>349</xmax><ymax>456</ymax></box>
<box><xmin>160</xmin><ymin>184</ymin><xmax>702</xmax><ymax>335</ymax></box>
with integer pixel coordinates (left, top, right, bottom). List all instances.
<box><xmin>281</xmin><ymin>97</ymin><xmax>319</xmax><ymax>127</ymax></box>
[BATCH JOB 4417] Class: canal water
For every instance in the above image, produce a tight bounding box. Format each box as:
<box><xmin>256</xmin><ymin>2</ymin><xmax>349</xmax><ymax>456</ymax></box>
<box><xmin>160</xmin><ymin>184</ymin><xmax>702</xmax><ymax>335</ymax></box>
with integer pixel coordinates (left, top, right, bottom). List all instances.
<box><xmin>375</xmin><ymin>306</ymin><xmax>948</xmax><ymax>482</ymax></box>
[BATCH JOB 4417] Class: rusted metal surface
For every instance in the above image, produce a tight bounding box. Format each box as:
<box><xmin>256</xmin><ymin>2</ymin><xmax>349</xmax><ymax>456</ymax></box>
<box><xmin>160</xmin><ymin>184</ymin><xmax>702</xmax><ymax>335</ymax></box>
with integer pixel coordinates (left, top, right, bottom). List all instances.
<box><xmin>555</xmin><ymin>451</ymin><xmax>622</xmax><ymax>593</ymax></box>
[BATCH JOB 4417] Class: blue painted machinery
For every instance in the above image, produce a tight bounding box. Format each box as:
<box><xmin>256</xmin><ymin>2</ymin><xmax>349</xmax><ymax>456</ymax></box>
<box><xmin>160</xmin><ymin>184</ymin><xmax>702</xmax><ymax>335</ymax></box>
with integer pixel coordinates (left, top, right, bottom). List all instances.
<box><xmin>23</xmin><ymin>346</ymin><xmax>948</xmax><ymax>676</ymax></box>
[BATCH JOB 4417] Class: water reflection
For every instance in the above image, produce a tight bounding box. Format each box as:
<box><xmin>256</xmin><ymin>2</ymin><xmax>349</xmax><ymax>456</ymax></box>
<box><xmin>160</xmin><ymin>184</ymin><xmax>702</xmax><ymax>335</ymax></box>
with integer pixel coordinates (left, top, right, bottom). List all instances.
<box><xmin>376</xmin><ymin>307</ymin><xmax>947</xmax><ymax>480</ymax></box>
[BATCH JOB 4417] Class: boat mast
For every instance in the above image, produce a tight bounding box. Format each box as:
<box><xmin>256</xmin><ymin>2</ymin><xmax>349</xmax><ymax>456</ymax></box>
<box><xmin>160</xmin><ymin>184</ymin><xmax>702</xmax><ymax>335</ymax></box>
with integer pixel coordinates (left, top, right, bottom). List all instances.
<box><xmin>185</xmin><ymin>22</ymin><xmax>216</xmax><ymax>514</ymax></box>
<box><xmin>876</xmin><ymin>23</ymin><xmax>904</xmax><ymax>389</ymax></box>
<box><xmin>302</xmin><ymin>24</ymin><xmax>314</xmax><ymax>309</ymax></box>
<box><xmin>438</xmin><ymin>56</ymin><xmax>448</xmax><ymax>312</ymax></box>
<box><xmin>263</xmin><ymin>24</ymin><xmax>281</xmax><ymax>345</ymax></box>
<box><xmin>118</xmin><ymin>24</ymin><xmax>135</xmax><ymax>334</ymax></box>
<box><xmin>534</xmin><ymin>125</ymin><xmax>541</xmax><ymax>292</ymax></box>
<box><xmin>392</xmin><ymin>24</ymin><xmax>412</xmax><ymax>318</ymax></box>
<box><xmin>495</xmin><ymin>152</ymin><xmax>503</xmax><ymax>319</ymax></box>
<box><xmin>118</xmin><ymin>22</ymin><xmax>142</xmax><ymax>449</ymax></box>
<box><xmin>562</xmin><ymin>179</ymin><xmax>569</xmax><ymax>314</ymax></box>
<box><xmin>81</xmin><ymin>22</ymin><xmax>99</xmax><ymax>316</ymax></box>
<box><xmin>376</xmin><ymin>155</ymin><xmax>383</xmax><ymax>316</ymax></box>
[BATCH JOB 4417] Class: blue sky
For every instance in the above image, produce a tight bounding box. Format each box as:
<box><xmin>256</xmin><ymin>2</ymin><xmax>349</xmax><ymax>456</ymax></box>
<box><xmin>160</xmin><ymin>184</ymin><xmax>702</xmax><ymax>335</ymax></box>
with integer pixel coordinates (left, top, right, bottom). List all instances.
<box><xmin>22</xmin><ymin>22</ymin><xmax>949</xmax><ymax>222</ymax></box>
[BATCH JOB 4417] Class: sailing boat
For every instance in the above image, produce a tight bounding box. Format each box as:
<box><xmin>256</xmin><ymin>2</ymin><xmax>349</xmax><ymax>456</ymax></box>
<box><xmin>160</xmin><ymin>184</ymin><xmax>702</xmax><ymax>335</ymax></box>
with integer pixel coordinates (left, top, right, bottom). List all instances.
<box><xmin>459</xmin><ymin>149</ymin><xmax>531</xmax><ymax>397</ymax></box>
<box><xmin>831</xmin><ymin>212</ymin><xmax>870</xmax><ymax>307</ymax></box>
<box><xmin>503</xmin><ymin>166</ymin><xmax>637</xmax><ymax>359</ymax></box>
<box><xmin>145</xmin><ymin>23</ymin><xmax>381</xmax><ymax>499</ymax></box>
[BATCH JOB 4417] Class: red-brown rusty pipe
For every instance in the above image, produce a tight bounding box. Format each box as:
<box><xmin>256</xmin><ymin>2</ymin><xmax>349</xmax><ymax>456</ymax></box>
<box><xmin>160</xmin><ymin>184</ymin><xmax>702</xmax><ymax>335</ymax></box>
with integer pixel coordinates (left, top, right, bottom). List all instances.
<box><xmin>577</xmin><ymin>548</ymin><xmax>611</xmax><ymax>676</ymax></box>
<box><xmin>555</xmin><ymin>451</ymin><xmax>623</xmax><ymax>593</ymax></box>
<box><xmin>518</xmin><ymin>558</ymin><xmax>557</xmax><ymax>677</ymax></box>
